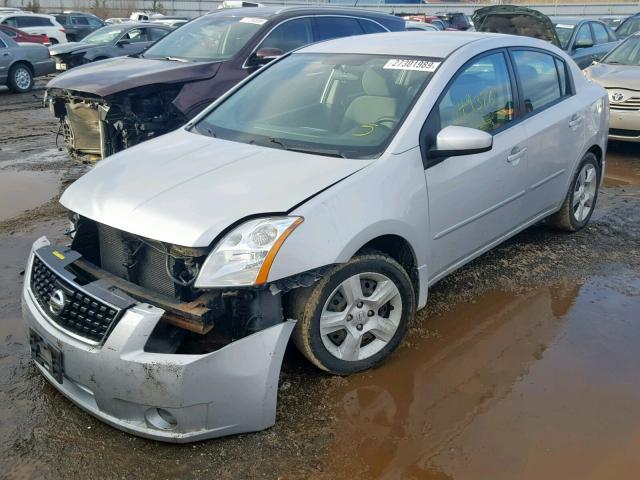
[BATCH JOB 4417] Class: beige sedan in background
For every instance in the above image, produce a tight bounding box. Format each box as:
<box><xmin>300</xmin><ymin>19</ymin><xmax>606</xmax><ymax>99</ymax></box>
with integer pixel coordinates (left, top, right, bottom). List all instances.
<box><xmin>585</xmin><ymin>32</ymin><xmax>640</xmax><ymax>142</ymax></box>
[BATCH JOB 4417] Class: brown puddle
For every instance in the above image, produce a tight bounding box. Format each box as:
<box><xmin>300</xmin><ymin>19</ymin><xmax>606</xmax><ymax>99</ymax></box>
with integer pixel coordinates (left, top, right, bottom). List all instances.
<box><xmin>0</xmin><ymin>170</ymin><xmax>59</xmax><ymax>222</ymax></box>
<box><xmin>315</xmin><ymin>274</ymin><xmax>640</xmax><ymax>480</ymax></box>
<box><xmin>604</xmin><ymin>143</ymin><xmax>640</xmax><ymax>187</ymax></box>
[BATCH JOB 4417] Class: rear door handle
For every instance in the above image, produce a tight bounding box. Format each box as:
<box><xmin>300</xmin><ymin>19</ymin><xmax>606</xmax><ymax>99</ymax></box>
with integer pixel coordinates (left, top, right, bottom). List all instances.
<box><xmin>507</xmin><ymin>146</ymin><xmax>527</xmax><ymax>164</ymax></box>
<box><xmin>569</xmin><ymin>114</ymin><xmax>583</xmax><ymax>128</ymax></box>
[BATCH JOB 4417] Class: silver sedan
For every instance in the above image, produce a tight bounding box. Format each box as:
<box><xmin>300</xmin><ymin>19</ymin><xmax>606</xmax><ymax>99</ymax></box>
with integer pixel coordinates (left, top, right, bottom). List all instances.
<box><xmin>22</xmin><ymin>32</ymin><xmax>608</xmax><ymax>442</ymax></box>
<box><xmin>0</xmin><ymin>30</ymin><xmax>54</xmax><ymax>92</ymax></box>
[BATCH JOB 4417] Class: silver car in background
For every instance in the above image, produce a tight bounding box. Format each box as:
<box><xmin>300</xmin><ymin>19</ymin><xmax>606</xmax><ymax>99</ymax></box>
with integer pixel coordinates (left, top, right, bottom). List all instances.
<box><xmin>585</xmin><ymin>32</ymin><xmax>640</xmax><ymax>142</ymax></box>
<box><xmin>22</xmin><ymin>32</ymin><xmax>608</xmax><ymax>442</ymax></box>
<box><xmin>0</xmin><ymin>30</ymin><xmax>54</xmax><ymax>92</ymax></box>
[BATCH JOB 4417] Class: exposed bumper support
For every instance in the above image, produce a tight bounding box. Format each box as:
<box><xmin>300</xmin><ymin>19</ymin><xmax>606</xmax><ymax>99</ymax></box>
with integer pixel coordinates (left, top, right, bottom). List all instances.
<box><xmin>22</xmin><ymin>237</ymin><xmax>296</xmax><ymax>443</ymax></box>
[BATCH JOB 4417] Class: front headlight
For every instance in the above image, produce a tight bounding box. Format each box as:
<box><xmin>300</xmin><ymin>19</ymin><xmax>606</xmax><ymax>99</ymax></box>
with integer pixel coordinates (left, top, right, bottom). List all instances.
<box><xmin>194</xmin><ymin>216</ymin><xmax>303</xmax><ymax>288</ymax></box>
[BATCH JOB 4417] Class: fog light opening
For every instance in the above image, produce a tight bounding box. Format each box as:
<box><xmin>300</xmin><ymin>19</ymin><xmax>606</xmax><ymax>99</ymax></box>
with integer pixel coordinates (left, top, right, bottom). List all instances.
<box><xmin>145</xmin><ymin>407</ymin><xmax>178</xmax><ymax>431</ymax></box>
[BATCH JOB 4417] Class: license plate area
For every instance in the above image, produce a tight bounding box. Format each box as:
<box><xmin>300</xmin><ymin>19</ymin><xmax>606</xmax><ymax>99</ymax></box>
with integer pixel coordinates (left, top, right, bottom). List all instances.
<box><xmin>56</xmin><ymin>63</ymin><xmax>67</xmax><ymax>70</ymax></box>
<box><xmin>29</xmin><ymin>329</ymin><xmax>64</xmax><ymax>384</ymax></box>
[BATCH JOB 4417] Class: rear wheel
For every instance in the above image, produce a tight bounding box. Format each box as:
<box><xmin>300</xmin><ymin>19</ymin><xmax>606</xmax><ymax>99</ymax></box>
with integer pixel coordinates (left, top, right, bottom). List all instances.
<box><xmin>547</xmin><ymin>152</ymin><xmax>599</xmax><ymax>232</ymax></box>
<box><xmin>7</xmin><ymin>63</ymin><xmax>33</xmax><ymax>93</ymax></box>
<box><xmin>287</xmin><ymin>251</ymin><xmax>415</xmax><ymax>375</ymax></box>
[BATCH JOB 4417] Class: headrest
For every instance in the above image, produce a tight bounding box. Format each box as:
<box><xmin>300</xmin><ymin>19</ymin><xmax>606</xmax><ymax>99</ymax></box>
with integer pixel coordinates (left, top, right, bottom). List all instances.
<box><xmin>362</xmin><ymin>68</ymin><xmax>392</xmax><ymax>96</ymax></box>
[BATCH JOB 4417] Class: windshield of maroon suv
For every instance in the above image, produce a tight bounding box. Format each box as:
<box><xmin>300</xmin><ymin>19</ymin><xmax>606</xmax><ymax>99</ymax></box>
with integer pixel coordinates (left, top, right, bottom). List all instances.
<box><xmin>142</xmin><ymin>13</ymin><xmax>267</xmax><ymax>62</ymax></box>
<box><xmin>195</xmin><ymin>53</ymin><xmax>440</xmax><ymax>159</ymax></box>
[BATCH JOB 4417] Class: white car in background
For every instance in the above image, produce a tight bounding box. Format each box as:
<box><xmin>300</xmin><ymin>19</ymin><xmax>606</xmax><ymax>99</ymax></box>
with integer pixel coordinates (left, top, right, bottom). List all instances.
<box><xmin>23</xmin><ymin>32</ymin><xmax>607</xmax><ymax>442</ymax></box>
<box><xmin>0</xmin><ymin>13</ymin><xmax>67</xmax><ymax>44</ymax></box>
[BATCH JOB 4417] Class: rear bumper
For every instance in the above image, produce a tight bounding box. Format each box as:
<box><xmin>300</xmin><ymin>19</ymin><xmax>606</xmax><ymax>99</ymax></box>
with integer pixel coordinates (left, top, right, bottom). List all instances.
<box><xmin>33</xmin><ymin>58</ymin><xmax>56</xmax><ymax>77</ymax></box>
<box><xmin>609</xmin><ymin>108</ymin><xmax>640</xmax><ymax>142</ymax></box>
<box><xmin>22</xmin><ymin>236</ymin><xmax>295</xmax><ymax>443</ymax></box>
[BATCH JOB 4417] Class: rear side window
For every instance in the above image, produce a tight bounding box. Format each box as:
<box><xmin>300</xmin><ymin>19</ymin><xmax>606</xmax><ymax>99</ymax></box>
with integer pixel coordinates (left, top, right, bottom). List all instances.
<box><xmin>315</xmin><ymin>17</ymin><xmax>364</xmax><ymax>41</ymax></box>
<box><xmin>512</xmin><ymin>50</ymin><xmax>562</xmax><ymax>113</ymax></box>
<box><xmin>16</xmin><ymin>16</ymin><xmax>51</xmax><ymax>28</ymax></box>
<box><xmin>591</xmin><ymin>22</ymin><xmax>609</xmax><ymax>44</ymax></box>
<box><xmin>359</xmin><ymin>19</ymin><xmax>386</xmax><ymax>34</ymax></box>
<box><xmin>437</xmin><ymin>52</ymin><xmax>514</xmax><ymax>133</ymax></box>
<box><xmin>258</xmin><ymin>18</ymin><xmax>313</xmax><ymax>52</ymax></box>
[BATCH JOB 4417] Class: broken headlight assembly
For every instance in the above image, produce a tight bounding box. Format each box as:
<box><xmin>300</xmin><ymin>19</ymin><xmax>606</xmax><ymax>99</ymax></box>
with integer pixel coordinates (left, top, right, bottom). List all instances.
<box><xmin>195</xmin><ymin>217</ymin><xmax>303</xmax><ymax>288</ymax></box>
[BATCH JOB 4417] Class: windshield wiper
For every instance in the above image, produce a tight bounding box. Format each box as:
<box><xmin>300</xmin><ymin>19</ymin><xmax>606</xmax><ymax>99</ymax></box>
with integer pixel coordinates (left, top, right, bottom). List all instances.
<box><xmin>163</xmin><ymin>56</ymin><xmax>189</xmax><ymax>62</ymax></box>
<box><xmin>267</xmin><ymin>137</ymin><xmax>346</xmax><ymax>158</ymax></box>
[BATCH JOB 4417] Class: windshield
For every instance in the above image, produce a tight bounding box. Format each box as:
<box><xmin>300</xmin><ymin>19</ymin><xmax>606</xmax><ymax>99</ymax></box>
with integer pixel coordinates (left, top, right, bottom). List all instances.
<box><xmin>554</xmin><ymin>23</ymin><xmax>575</xmax><ymax>49</ymax></box>
<box><xmin>195</xmin><ymin>53</ymin><xmax>440</xmax><ymax>159</ymax></box>
<box><xmin>83</xmin><ymin>25</ymin><xmax>129</xmax><ymax>44</ymax></box>
<box><xmin>142</xmin><ymin>14</ymin><xmax>266</xmax><ymax>62</ymax></box>
<box><xmin>602</xmin><ymin>35</ymin><xmax>640</xmax><ymax>65</ymax></box>
<box><xmin>617</xmin><ymin>17</ymin><xmax>640</xmax><ymax>38</ymax></box>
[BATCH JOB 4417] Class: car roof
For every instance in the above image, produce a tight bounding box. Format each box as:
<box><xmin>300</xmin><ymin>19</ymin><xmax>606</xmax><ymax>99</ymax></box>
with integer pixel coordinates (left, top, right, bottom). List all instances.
<box><xmin>207</xmin><ymin>6</ymin><xmax>396</xmax><ymax>19</ymax></box>
<box><xmin>299</xmin><ymin>31</ymin><xmax>496</xmax><ymax>57</ymax></box>
<box><xmin>0</xmin><ymin>12</ymin><xmax>54</xmax><ymax>19</ymax></box>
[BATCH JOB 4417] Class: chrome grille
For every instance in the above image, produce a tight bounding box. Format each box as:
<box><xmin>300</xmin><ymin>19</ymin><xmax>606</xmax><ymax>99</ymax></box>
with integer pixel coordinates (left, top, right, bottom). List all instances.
<box><xmin>609</xmin><ymin>92</ymin><xmax>640</xmax><ymax>111</ymax></box>
<box><xmin>30</xmin><ymin>255</ymin><xmax>121</xmax><ymax>343</ymax></box>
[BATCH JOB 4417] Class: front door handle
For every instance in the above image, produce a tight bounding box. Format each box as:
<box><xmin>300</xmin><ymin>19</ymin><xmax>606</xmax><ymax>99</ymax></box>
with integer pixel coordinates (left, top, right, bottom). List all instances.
<box><xmin>507</xmin><ymin>146</ymin><xmax>527</xmax><ymax>164</ymax></box>
<box><xmin>1</xmin><ymin>52</ymin><xmax>9</xmax><ymax>57</ymax></box>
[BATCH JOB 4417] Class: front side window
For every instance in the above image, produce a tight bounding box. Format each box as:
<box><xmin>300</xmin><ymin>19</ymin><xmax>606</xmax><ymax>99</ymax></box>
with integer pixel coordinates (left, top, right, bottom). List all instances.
<box><xmin>72</xmin><ymin>16</ymin><xmax>90</xmax><ymax>26</ymax></box>
<box><xmin>143</xmin><ymin>14</ymin><xmax>267</xmax><ymax>62</ymax></box>
<box><xmin>0</xmin><ymin>38</ymin><xmax>6</xmax><ymax>48</ymax></box>
<box><xmin>122</xmin><ymin>28</ymin><xmax>147</xmax><ymax>43</ymax></box>
<box><xmin>575</xmin><ymin>24</ymin><xmax>593</xmax><ymax>47</ymax></box>
<box><xmin>437</xmin><ymin>52</ymin><xmax>514</xmax><ymax>133</ymax></box>
<box><xmin>196</xmin><ymin>53</ymin><xmax>439</xmax><ymax>158</ymax></box>
<box><xmin>258</xmin><ymin>18</ymin><xmax>312</xmax><ymax>52</ymax></box>
<box><xmin>315</xmin><ymin>17</ymin><xmax>364</xmax><ymax>41</ymax></box>
<box><xmin>54</xmin><ymin>15</ymin><xmax>68</xmax><ymax>25</ymax></box>
<box><xmin>513</xmin><ymin>50</ymin><xmax>562</xmax><ymax>113</ymax></box>
<box><xmin>591</xmin><ymin>22</ymin><xmax>610</xmax><ymax>44</ymax></box>
<box><xmin>84</xmin><ymin>25</ymin><xmax>129</xmax><ymax>44</ymax></box>
<box><xmin>87</xmin><ymin>17</ymin><xmax>103</xmax><ymax>27</ymax></box>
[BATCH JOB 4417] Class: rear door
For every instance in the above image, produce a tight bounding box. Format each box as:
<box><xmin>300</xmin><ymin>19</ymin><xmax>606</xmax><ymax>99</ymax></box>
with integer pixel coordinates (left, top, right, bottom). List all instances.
<box><xmin>510</xmin><ymin>48</ymin><xmax>585</xmax><ymax>218</ymax></box>
<box><xmin>424</xmin><ymin>50</ymin><xmax>530</xmax><ymax>277</ymax></box>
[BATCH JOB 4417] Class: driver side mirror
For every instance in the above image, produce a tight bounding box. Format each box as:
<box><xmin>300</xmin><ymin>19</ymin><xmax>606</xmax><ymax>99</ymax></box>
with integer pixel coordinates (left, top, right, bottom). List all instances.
<box><xmin>574</xmin><ymin>37</ymin><xmax>594</xmax><ymax>49</ymax></box>
<box><xmin>250</xmin><ymin>47</ymin><xmax>284</xmax><ymax>67</ymax></box>
<box><xmin>117</xmin><ymin>38</ymin><xmax>130</xmax><ymax>47</ymax></box>
<box><xmin>429</xmin><ymin>125</ymin><xmax>493</xmax><ymax>158</ymax></box>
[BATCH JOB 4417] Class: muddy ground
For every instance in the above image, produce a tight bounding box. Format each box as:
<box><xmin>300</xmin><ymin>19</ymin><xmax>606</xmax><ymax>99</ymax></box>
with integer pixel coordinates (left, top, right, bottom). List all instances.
<box><xmin>1</xmin><ymin>80</ymin><xmax>639</xmax><ymax>480</ymax></box>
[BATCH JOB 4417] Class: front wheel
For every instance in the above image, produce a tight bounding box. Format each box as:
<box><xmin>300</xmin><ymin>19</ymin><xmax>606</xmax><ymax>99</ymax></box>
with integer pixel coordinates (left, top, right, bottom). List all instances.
<box><xmin>7</xmin><ymin>63</ymin><xmax>33</xmax><ymax>93</ymax></box>
<box><xmin>547</xmin><ymin>152</ymin><xmax>600</xmax><ymax>232</ymax></box>
<box><xmin>287</xmin><ymin>251</ymin><xmax>416</xmax><ymax>375</ymax></box>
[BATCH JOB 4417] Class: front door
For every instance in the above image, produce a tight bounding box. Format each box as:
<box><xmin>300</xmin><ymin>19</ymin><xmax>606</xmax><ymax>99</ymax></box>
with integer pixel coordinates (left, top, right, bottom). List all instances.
<box><xmin>424</xmin><ymin>51</ymin><xmax>529</xmax><ymax>278</ymax></box>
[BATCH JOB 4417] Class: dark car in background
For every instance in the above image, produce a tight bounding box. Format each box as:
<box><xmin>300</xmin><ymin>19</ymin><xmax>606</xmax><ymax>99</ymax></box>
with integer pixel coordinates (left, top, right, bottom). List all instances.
<box><xmin>435</xmin><ymin>12</ymin><xmax>472</xmax><ymax>30</ymax></box>
<box><xmin>551</xmin><ymin>17</ymin><xmax>619</xmax><ymax>69</ymax></box>
<box><xmin>53</xmin><ymin>12</ymin><xmax>104</xmax><ymax>41</ymax></box>
<box><xmin>45</xmin><ymin>6</ymin><xmax>405</xmax><ymax>157</ymax></box>
<box><xmin>0</xmin><ymin>24</ymin><xmax>49</xmax><ymax>45</ymax></box>
<box><xmin>49</xmin><ymin>23</ymin><xmax>172</xmax><ymax>71</ymax></box>
<box><xmin>616</xmin><ymin>13</ymin><xmax>640</xmax><ymax>39</ymax></box>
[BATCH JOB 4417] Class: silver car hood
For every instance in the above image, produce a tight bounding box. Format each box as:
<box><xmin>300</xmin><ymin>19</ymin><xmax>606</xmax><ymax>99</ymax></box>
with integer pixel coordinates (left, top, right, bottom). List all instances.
<box><xmin>588</xmin><ymin>63</ymin><xmax>640</xmax><ymax>90</ymax></box>
<box><xmin>60</xmin><ymin>128</ymin><xmax>372</xmax><ymax>247</ymax></box>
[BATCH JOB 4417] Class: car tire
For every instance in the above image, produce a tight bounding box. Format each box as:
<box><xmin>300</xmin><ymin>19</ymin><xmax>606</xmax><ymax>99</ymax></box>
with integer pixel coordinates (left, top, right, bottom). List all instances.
<box><xmin>286</xmin><ymin>250</ymin><xmax>416</xmax><ymax>375</ymax></box>
<box><xmin>7</xmin><ymin>63</ymin><xmax>33</xmax><ymax>93</ymax></box>
<box><xmin>547</xmin><ymin>152</ymin><xmax>600</xmax><ymax>232</ymax></box>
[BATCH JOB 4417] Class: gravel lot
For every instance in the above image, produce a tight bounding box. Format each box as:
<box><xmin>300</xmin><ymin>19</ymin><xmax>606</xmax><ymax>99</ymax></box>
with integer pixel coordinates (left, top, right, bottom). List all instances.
<box><xmin>1</xmin><ymin>79</ymin><xmax>639</xmax><ymax>480</ymax></box>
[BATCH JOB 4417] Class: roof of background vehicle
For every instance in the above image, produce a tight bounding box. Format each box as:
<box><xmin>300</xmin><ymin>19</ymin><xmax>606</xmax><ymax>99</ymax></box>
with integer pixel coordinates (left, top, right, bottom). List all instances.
<box><xmin>299</xmin><ymin>31</ymin><xmax>500</xmax><ymax>57</ymax></box>
<box><xmin>549</xmin><ymin>16</ymin><xmax>592</xmax><ymax>25</ymax></box>
<box><xmin>205</xmin><ymin>6</ymin><xmax>402</xmax><ymax>19</ymax></box>
<box><xmin>0</xmin><ymin>12</ymin><xmax>57</xmax><ymax>18</ymax></box>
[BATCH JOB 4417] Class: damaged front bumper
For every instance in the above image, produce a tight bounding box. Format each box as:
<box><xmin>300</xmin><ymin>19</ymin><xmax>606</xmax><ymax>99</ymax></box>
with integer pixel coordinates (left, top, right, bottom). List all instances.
<box><xmin>22</xmin><ymin>237</ymin><xmax>295</xmax><ymax>443</ymax></box>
